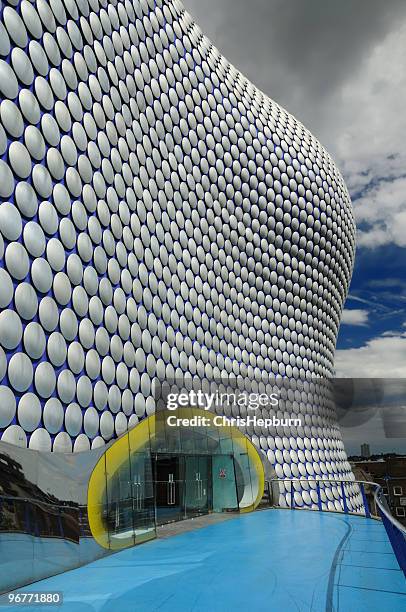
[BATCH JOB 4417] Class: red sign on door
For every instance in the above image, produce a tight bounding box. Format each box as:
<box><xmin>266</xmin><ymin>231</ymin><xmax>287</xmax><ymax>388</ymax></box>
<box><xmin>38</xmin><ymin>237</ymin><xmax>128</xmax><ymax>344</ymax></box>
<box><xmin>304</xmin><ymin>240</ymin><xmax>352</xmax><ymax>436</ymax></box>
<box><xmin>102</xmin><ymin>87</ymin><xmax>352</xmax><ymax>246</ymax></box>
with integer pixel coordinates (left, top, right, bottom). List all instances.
<box><xmin>219</xmin><ymin>468</ymin><xmax>226</xmax><ymax>478</ymax></box>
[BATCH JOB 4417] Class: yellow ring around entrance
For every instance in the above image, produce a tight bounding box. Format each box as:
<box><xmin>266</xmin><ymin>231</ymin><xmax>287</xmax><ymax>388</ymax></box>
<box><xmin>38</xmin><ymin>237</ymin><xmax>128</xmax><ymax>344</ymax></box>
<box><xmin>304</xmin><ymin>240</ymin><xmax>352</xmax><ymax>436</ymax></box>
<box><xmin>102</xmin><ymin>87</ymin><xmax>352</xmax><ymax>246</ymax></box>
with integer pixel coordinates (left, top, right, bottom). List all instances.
<box><xmin>87</xmin><ymin>409</ymin><xmax>265</xmax><ymax>550</ymax></box>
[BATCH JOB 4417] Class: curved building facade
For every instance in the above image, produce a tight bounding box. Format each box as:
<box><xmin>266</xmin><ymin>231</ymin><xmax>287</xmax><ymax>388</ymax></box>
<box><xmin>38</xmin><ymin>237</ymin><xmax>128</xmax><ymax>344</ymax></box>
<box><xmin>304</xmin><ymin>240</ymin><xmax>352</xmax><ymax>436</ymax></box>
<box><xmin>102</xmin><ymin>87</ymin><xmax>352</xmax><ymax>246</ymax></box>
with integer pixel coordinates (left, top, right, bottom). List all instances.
<box><xmin>0</xmin><ymin>0</ymin><xmax>359</xmax><ymax>510</ymax></box>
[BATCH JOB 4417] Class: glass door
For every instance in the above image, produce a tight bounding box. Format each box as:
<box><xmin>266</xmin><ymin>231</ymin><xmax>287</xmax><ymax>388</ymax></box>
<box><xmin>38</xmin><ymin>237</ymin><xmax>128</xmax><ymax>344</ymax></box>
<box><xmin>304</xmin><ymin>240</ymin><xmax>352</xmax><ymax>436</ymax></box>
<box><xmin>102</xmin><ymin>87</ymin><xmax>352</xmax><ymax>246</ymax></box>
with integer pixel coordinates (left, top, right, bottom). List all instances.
<box><xmin>154</xmin><ymin>454</ymin><xmax>184</xmax><ymax>525</ymax></box>
<box><xmin>129</xmin><ymin>451</ymin><xmax>155</xmax><ymax>540</ymax></box>
<box><xmin>184</xmin><ymin>455</ymin><xmax>211</xmax><ymax>519</ymax></box>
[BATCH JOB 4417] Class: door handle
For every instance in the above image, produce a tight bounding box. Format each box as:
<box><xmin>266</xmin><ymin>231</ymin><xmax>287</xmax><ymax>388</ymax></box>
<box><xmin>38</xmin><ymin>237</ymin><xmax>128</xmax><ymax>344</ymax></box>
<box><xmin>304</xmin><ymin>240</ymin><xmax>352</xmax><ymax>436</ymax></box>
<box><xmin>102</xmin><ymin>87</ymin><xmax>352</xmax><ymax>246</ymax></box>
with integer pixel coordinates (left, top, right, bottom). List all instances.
<box><xmin>195</xmin><ymin>472</ymin><xmax>203</xmax><ymax>500</ymax></box>
<box><xmin>132</xmin><ymin>475</ymin><xmax>142</xmax><ymax>511</ymax></box>
<box><xmin>167</xmin><ymin>474</ymin><xmax>175</xmax><ymax>505</ymax></box>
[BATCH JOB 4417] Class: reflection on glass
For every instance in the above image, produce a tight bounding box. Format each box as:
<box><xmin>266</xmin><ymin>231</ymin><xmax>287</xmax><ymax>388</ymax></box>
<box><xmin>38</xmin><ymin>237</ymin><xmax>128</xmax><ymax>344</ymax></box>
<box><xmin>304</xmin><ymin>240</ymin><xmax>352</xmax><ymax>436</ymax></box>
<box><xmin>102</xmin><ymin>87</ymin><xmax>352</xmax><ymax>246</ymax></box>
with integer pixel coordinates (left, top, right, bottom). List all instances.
<box><xmin>128</xmin><ymin>428</ymin><xmax>156</xmax><ymax>543</ymax></box>
<box><xmin>105</xmin><ymin>439</ymin><xmax>135</xmax><ymax>547</ymax></box>
<box><xmin>101</xmin><ymin>434</ymin><xmax>156</xmax><ymax>548</ymax></box>
<box><xmin>0</xmin><ymin>449</ymin><xmax>80</xmax><ymax>544</ymax></box>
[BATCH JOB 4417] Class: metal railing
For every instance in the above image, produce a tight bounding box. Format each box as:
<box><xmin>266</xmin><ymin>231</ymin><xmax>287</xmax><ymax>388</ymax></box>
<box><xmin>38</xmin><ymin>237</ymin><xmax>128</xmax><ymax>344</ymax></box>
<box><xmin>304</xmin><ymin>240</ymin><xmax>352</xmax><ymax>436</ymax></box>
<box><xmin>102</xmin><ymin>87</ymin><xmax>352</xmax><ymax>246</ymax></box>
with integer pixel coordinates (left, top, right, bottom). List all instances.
<box><xmin>374</xmin><ymin>484</ymin><xmax>406</xmax><ymax>576</ymax></box>
<box><xmin>265</xmin><ymin>478</ymin><xmax>377</xmax><ymax>516</ymax></box>
<box><xmin>264</xmin><ymin>478</ymin><xmax>406</xmax><ymax>576</ymax></box>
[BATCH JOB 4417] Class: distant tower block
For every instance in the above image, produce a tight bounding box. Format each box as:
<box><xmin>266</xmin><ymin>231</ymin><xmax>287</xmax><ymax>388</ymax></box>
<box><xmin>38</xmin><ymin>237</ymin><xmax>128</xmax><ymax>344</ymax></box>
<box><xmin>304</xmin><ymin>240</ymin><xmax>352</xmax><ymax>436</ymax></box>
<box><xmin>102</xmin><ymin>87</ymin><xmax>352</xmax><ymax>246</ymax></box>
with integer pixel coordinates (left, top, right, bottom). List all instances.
<box><xmin>361</xmin><ymin>444</ymin><xmax>371</xmax><ymax>459</ymax></box>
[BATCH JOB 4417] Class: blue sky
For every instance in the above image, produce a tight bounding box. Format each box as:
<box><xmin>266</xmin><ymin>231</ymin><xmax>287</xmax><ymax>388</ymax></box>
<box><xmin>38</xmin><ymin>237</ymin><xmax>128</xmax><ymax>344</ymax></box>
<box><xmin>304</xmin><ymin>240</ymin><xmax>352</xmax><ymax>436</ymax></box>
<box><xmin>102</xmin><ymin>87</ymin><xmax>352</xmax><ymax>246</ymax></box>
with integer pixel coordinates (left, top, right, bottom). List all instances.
<box><xmin>338</xmin><ymin>244</ymin><xmax>406</xmax><ymax>350</ymax></box>
<box><xmin>337</xmin><ymin>154</ymin><xmax>406</xmax><ymax>360</ymax></box>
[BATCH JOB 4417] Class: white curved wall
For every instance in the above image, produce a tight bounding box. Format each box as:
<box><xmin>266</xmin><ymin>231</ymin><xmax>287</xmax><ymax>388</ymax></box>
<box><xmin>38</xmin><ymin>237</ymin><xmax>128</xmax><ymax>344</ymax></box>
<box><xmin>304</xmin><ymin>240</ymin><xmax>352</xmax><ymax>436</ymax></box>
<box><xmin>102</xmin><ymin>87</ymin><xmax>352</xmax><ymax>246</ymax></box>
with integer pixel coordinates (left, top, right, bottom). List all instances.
<box><xmin>0</xmin><ymin>0</ymin><xmax>360</xmax><ymax>511</ymax></box>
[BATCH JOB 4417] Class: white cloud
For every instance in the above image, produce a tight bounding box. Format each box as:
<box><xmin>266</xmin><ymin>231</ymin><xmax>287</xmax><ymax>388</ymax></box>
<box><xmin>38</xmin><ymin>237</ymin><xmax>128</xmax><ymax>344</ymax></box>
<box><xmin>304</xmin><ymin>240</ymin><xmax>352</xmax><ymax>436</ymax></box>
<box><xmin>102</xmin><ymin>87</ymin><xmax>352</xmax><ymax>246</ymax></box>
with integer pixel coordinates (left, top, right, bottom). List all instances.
<box><xmin>328</xmin><ymin>21</ymin><xmax>406</xmax><ymax>249</ymax></box>
<box><xmin>328</xmin><ymin>20</ymin><xmax>406</xmax><ymax>174</ymax></box>
<box><xmin>354</xmin><ymin>176</ymin><xmax>406</xmax><ymax>248</ymax></box>
<box><xmin>335</xmin><ymin>333</ymin><xmax>406</xmax><ymax>377</ymax></box>
<box><xmin>341</xmin><ymin>309</ymin><xmax>369</xmax><ymax>326</ymax></box>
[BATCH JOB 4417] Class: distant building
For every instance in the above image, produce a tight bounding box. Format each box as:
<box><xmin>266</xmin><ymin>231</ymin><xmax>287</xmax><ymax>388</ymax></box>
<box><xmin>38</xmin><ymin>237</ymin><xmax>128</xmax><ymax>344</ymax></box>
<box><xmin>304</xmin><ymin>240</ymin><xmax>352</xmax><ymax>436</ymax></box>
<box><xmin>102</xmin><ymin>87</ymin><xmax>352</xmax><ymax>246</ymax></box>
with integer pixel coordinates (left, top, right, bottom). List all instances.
<box><xmin>361</xmin><ymin>443</ymin><xmax>371</xmax><ymax>458</ymax></box>
<box><xmin>350</xmin><ymin>455</ymin><xmax>406</xmax><ymax>526</ymax></box>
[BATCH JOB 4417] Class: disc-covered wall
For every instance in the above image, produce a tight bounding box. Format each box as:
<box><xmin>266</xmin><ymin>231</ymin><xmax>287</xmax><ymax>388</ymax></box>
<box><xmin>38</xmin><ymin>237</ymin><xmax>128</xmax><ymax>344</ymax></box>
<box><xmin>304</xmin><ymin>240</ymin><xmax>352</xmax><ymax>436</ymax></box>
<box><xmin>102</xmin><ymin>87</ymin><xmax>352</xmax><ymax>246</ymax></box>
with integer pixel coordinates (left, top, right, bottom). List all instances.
<box><xmin>0</xmin><ymin>0</ymin><xmax>359</xmax><ymax>511</ymax></box>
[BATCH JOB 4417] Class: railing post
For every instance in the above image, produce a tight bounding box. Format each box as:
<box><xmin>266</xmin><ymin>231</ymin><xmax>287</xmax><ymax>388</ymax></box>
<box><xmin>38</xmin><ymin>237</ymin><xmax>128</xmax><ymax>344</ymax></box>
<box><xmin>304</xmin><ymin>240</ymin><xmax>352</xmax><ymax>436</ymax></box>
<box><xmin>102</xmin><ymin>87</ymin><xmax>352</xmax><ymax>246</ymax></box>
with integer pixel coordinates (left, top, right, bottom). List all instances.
<box><xmin>341</xmin><ymin>481</ymin><xmax>349</xmax><ymax>514</ymax></box>
<box><xmin>316</xmin><ymin>482</ymin><xmax>322</xmax><ymax>511</ymax></box>
<box><xmin>360</xmin><ymin>483</ymin><xmax>371</xmax><ymax>518</ymax></box>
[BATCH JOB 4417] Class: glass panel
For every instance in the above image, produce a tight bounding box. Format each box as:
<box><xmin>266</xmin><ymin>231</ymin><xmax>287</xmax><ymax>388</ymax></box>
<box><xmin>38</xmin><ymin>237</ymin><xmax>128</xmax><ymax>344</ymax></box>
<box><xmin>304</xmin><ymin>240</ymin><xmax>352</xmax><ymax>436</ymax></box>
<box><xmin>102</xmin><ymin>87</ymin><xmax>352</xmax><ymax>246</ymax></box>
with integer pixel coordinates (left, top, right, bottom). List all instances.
<box><xmin>128</xmin><ymin>424</ymin><xmax>156</xmax><ymax>544</ymax></box>
<box><xmin>184</xmin><ymin>455</ymin><xmax>210</xmax><ymax>518</ymax></box>
<box><xmin>0</xmin><ymin>496</ymin><xmax>35</xmax><ymax>593</ymax></box>
<box><xmin>153</xmin><ymin>397</ymin><xmax>181</xmax><ymax>454</ymax></box>
<box><xmin>129</xmin><ymin>452</ymin><xmax>156</xmax><ymax>539</ymax></box>
<box><xmin>77</xmin><ymin>446</ymin><xmax>109</xmax><ymax>564</ymax></box>
<box><xmin>207</xmin><ymin>422</ymin><xmax>221</xmax><ymax>455</ymax></box>
<box><xmin>232</xmin><ymin>432</ymin><xmax>256</xmax><ymax>511</ymax></box>
<box><xmin>212</xmin><ymin>455</ymin><xmax>238</xmax><ymax>512</ymax></box>
<box><xmin>0</xmin><ymin>445</ymin><xmax>38</xmax><ymax>592</ymax></box>
<box><xmin>105</xmin><ymin>434</ymin><xmax>135</xmax><ymax>548</ymax></box>
<box><xmin>181</xmin><ymin>420</ymin><xmax>209</xmax><ymax>456</ymax></box>
<box><xmin>32</xmin><ymin>501</ymin><xmax>80</xmax><ymax>583</ymax></box>
<box><xmin>87</xmin><ymin>453</ymin><xmax>110</xmax><ymax>551</ymax></box>
<box><xmin>154</xmin><ymin>455</ymin><xmax>184</xmax><ymax>525</ymax></box>
<box><xmin>218</xmin><ymin>428</ymin><xmax>234</xmax><ymax>455</ymax></box>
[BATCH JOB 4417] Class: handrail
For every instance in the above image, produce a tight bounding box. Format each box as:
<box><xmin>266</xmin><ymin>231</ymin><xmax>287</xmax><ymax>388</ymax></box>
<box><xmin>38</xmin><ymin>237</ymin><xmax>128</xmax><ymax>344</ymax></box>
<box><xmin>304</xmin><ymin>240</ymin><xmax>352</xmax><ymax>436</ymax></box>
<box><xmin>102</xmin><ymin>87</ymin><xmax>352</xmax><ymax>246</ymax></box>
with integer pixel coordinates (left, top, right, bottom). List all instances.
<box><xmin>267</xmin><ymin>477</ymin><xmax>406</xmax><ymax>535</ymax></box>
<box><xmin>374</xmin><ymin>484</ymin><xmax>406</xmax><ymax>536</ymax></box>
<box><xmin>268</xmin><ymin>477</ymin><xmax>379</xmax><ymax>486</ymax></box>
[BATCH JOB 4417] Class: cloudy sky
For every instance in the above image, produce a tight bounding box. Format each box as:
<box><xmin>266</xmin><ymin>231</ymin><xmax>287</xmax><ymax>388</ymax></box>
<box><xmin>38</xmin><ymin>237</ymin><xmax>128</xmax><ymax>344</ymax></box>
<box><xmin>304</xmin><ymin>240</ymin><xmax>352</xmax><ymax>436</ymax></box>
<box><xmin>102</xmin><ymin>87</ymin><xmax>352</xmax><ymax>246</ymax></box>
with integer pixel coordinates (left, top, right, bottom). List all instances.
<box><xmin>184</xmin><ymin>0</ymin><xmax>406</xmax><ymax>381</ymax></box>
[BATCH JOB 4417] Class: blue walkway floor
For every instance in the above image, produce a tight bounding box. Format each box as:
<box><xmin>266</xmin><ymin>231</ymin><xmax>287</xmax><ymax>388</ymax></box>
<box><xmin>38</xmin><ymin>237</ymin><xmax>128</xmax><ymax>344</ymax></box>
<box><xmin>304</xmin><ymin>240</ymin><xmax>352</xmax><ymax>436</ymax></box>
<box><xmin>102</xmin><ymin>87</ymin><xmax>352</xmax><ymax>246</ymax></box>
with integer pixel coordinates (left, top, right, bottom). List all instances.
<box><xmin>4</xmin><ymin>510</ymin><xmax>406</xmax><ymax>611</ymax></box>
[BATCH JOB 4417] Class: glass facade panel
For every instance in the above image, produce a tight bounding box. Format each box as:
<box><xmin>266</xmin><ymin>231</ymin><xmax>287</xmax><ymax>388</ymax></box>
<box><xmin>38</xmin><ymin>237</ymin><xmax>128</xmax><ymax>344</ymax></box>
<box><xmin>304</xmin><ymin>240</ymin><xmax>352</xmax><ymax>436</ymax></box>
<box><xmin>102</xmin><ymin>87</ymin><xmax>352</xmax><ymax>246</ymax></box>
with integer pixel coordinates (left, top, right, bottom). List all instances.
<box><xmin>218</xmin><ymin>428</ymin><xmax>235</xmax><ymax>455</ymax></box>
<box><xmin>129</xmin><ymin>452</ymin><xmax>155</xmax><ymax>537</ymax></box>
<box><xmin>105</xmin><ymin>435</ymin><xmax>135</xmax><ymax>548</ymax></box>
<box><xmin>212</xmin><ymin>455</ymin><xmax>238</xmax><ymax>512</ymax></box>
<box><xmin>233</xmin><ymin>437</ymin><xmax>255</xmax><ymax>510</ymax></box>
<box><xmin>184</xmin><ymin>455</ymin><xmax>210</xmax><ymax>518</ymax></box>
<box><xmin>127</xmin><ymin>426</ymin><xmax>156</xmax><ymax>543</ymax></box>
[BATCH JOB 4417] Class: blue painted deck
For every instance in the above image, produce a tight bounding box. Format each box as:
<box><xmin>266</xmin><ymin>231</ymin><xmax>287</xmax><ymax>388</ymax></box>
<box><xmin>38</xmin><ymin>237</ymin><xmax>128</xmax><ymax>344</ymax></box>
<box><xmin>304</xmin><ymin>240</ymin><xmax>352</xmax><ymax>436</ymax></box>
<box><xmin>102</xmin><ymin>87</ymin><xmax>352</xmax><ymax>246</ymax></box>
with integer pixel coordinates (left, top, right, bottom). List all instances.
<box><xmin>4</xmin><ymin>510</ymin><xmax>406</xmax><ymax>611</ymax></box>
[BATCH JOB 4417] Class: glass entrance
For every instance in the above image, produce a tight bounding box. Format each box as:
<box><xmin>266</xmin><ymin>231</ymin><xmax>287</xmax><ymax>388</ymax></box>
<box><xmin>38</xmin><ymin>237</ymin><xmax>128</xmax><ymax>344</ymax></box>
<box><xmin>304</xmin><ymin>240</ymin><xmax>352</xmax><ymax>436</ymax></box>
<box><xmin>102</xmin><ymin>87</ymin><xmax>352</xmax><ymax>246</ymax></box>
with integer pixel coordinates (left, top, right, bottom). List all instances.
<box><xmin>104</xmin><ymin>449</ymin><xmax>257</xmax><ymax>531</ymax></box>
<box><xmin>153</xmin><ymin>454</ymin><xmax>213</xmax><ymax>525</ymax></box>
<box><xmin>88</xmin><ymin>407</ymin><xmax>265</xmax><ymax>550</ymax></box>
